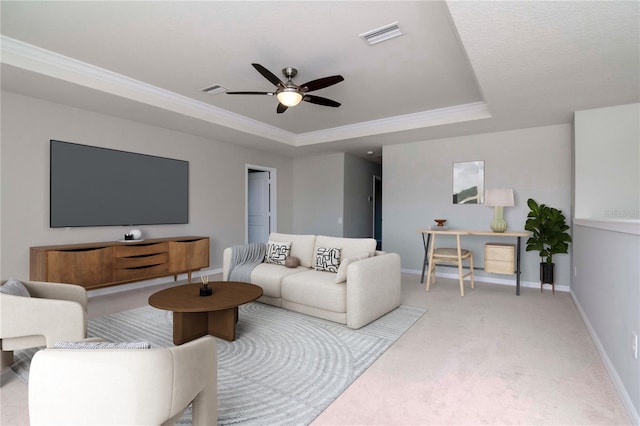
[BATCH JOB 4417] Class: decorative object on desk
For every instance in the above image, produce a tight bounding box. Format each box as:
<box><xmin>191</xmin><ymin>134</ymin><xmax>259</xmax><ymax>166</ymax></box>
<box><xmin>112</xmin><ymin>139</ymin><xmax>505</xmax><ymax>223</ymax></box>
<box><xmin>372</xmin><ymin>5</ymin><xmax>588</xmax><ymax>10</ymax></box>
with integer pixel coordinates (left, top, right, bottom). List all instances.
<box><xmin>524</xmin><ymin>198</ymin><xmax>572</xmax><ymax>294</ymax></box>
<box><xmin>123</xmin><ymin>233</ymin><xmax>134</xmax><ymax>241</ymax></box>
<box><xmin>434</xmin><ymin>219</ymin><xmax>447</xmax><ymax>227</ymax></box>
<box><xmin>453</xmin><ymin>161</ymin><xmax>484</xmax><ymax>204</ymax></box>
<box><xmin>200</xmin><ymin>275</ymin><xmax>212</xmax><ymax>296</ymax></box>
<box><xmin>485</xmin><ymin>188</ymin><xmax>515</xmax><ymax>232</ymax></box>
<box><xmin>129</xmin><ymin>229</ymin><xmax>142</xmax><ymax>240</ymax></box>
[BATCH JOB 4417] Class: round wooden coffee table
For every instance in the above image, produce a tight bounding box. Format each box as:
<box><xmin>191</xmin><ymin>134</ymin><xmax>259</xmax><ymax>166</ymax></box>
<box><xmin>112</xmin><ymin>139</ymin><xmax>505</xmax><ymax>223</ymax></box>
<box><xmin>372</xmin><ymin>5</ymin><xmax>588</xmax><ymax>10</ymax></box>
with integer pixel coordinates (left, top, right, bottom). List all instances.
<box><xmin>148</xmin><ymin>281</ymin><xmax>262</xmax><ymax>344</ymax></box>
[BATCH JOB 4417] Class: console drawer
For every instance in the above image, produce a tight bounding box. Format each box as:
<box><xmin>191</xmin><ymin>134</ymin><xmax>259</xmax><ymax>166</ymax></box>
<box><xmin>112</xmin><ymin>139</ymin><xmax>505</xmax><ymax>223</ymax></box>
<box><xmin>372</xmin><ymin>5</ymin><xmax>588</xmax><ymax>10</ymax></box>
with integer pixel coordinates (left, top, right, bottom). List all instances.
<box><xmin>116</xmin><ymin>242</ymin><xmax>168</xmax><ymax>258</ymax></box>
<box><xmin>116</xmin><ymin>253</ymin><xmax>169</xmax><ymax>269</ymax></box>
<box><xmin>116</xmin><ymin>262</ymin><xmax>169</xmax><ymax>281</ymax></box>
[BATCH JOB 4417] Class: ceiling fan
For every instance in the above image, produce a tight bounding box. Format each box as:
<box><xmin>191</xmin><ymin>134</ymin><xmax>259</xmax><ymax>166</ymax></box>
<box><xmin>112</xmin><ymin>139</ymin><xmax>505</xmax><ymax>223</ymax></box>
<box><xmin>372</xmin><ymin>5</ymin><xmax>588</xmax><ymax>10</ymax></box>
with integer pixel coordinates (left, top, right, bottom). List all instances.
<box><xmin>226</xmin><ymin>63</ymin><xmax>344</xmax><ymax>114</ymax></box>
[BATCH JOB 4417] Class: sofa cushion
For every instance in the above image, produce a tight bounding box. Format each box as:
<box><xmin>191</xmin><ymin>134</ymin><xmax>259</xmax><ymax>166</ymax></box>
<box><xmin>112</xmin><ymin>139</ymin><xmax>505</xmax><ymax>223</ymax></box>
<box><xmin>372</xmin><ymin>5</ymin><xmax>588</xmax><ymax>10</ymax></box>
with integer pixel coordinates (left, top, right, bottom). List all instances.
<box><xmin>268</xmin><ymin>233</ymin><xmax>316</xmax><ymax>268</ymax></box>
<box><xmin>314</xmin><ymin>236</ymin><xmax>377</xmax><ymax>260</ymax></box>
<box><xmin>0</xmin><ymin>277</ymin><xmax>31</xmax><ymax>297</ymax></box>
<box><xmin>281</xmin><ymin>270</ymin><xmax>347</xmax><ymax>313</ymax></box>
<box><xmin>251</xmin><ymin>263</ymin><xmax>308</xmax><ymax>299</ymax></box>
<box><xmin>314</xmin><ymin>247</ymin><xmax>341</xmax><ymax>273</ymax></box>
<box><xmin>335</xmin><ymin>252</ymin><xmax>370</xmax><ymax>283</ymax></box>
<box><xmin>265</xmin><ymin>240</ymin><xmax>291</xmax><ymax>265</ymax></box>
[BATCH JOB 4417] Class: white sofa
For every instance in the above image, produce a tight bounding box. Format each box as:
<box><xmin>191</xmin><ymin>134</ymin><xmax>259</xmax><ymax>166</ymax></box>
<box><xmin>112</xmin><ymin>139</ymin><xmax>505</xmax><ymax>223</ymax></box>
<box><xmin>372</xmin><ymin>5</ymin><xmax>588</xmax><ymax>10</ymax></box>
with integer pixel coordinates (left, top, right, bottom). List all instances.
<box><xmin>29</xmin><ymin>336</ymin><xmax>217</xmax><ymax>426</ymax></box>
<box><xmin>223</xmin><ymin>233</ymin><xmax>401</xmax><ymax>329</ymax></box>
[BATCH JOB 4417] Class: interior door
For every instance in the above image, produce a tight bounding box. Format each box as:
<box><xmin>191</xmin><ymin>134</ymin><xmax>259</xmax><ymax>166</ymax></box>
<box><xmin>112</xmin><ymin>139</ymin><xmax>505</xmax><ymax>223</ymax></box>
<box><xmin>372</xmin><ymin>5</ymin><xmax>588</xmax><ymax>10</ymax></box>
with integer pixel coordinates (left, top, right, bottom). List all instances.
<box><xmin>248</xmin><ymin>171</ymin><xmax>271</xmax><ymax>243</ymax></box>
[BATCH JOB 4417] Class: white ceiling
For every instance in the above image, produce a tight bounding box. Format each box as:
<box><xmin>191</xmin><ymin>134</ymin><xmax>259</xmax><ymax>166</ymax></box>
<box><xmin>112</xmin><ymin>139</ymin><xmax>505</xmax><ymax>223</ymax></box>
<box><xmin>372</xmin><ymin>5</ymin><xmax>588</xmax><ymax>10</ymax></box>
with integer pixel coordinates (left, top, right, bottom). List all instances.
<box><xmin>1</xmin><ymin>1</ymin><xmax>638</xmax><ymax>161</ymax></box>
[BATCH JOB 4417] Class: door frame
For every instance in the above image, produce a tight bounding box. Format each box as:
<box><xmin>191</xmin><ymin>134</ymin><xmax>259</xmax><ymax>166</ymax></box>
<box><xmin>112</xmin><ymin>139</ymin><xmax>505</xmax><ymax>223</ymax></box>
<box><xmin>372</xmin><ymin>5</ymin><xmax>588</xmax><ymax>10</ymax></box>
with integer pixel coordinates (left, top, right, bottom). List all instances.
<box><xmin>245</xmin><ymin>164</ymin><xmax>277</xmax><ymax>243</ymax></box>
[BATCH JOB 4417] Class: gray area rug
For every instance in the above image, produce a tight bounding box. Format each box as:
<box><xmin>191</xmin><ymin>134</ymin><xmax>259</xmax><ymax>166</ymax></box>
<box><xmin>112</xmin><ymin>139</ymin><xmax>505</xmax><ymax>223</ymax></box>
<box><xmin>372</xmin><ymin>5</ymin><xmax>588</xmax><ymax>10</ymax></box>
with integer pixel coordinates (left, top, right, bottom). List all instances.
<box><xmin>12</xmin><ymin>302</ymin><xmax>426</xmax><ymax>425</ymax></box>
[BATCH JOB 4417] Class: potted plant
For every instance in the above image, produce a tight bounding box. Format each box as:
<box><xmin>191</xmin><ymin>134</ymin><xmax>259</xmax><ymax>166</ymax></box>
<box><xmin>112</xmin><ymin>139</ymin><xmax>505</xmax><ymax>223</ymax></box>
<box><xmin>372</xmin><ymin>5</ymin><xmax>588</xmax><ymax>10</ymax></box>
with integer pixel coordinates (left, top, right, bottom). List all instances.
<box><xmin>524</xmin><ymin>198</ymin><xmax>572</xmax><ymax>287</ymax></box>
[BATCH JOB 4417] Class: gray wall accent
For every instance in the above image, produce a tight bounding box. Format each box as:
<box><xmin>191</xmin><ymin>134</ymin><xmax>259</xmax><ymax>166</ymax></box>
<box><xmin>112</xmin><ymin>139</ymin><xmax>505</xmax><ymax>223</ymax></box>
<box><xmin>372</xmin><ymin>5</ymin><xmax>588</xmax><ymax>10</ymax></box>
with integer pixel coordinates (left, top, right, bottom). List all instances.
<box><xmin>343</xmin><ymin>153</ymin><xmax>382</xmax><ymax>238</ymax></box>
<box><xmin>0</xmin><ymin>91</ymin><xmax>294</xmax><ymax>278</ymax></box>
<box><xmin>382</xmin><ymin>124</ymin><xmax>572</xmax><ymax>285</ymax></box>
<box><xmin>572</xmin><ymin>103</ymin><xmax>640</xmax><ymax>421</ymax></box>
<box><xmin>292</xmin><ymin>153</ymin><xmax>344</xmax><ymax>236</ymax></box>
<box><xmin>572</xmin><ymin>224</ymin><xmax>639</xmax><ymax>421</ymax></box>
<box><xmin>574</xmin><ymin>103</ymin><xmax>640</xmax><ymax>219</ymax></box>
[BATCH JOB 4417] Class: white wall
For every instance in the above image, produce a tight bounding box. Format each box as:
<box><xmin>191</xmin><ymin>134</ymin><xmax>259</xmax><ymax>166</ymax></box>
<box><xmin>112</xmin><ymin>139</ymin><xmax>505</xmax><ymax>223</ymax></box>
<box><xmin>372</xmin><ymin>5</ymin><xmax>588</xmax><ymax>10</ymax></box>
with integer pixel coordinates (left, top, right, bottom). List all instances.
<box><xmin>0</xmin><ymin>91</ymin><xmax>294</xmax><ymax>279</ymax></box>
<box><xmin>382</xmin><ymin>124</ymin><xmax>572</xmax><ymax>285</ymax></box>
<box><xmin>292</xmin><ymin>153</ymin><xmax>344</xmax><ymax>236</ymax></box>
<box><xmin>574</xmin><ymin>103</ymin><xmax>640</xmax><ymax>219</ymax></box>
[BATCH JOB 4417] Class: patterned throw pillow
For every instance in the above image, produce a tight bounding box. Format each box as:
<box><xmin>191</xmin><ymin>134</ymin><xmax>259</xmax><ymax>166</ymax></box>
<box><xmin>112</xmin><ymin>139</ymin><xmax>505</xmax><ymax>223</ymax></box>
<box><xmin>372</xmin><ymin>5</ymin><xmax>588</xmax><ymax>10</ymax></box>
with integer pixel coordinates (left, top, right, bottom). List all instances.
<box><xmin>314</xmin><ymin>247</ymin><xmax>341</xmax><ymax>273</ymax></box>
<box><xmin>265</xmin><ymin>240</ymin><xmax>292</xmax><ymax>265</ymax></box>
<box><xmin>0</xmin><ymin>277</ymin><xmax>31</xmax><ymax>297</ymax></box>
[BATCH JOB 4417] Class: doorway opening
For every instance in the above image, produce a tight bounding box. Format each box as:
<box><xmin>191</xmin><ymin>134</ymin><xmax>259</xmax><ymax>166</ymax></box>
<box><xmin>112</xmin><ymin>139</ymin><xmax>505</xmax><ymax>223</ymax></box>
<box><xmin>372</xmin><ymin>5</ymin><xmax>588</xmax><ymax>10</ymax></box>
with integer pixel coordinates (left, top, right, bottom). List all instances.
<box><xmin>372</xmin><ymin>175</ymin><xmax>382</xmax><ymax>250</ymax></box>
<box><xmin>246</xmin><ymin>165</ymin><xmax>277</xmax><ymax>243</ymax></box>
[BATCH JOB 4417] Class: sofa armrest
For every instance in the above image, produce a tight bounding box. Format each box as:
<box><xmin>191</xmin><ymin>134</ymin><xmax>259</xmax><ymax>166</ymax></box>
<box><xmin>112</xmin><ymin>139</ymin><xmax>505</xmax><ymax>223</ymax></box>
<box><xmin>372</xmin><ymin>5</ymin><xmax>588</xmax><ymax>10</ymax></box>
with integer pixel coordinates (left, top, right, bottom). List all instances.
<box><xmin>169</xmin><ymin>336</ymin><xmax>217</xmax><ymax>425</ymax></box>
<box><xmin>0</xmin><ymin>293</ymin><xmax>86</xmax><ymax>346</ymax></box>
<box><xmin>346</xmin><ymin>253</ymin><xmax>402</xmax><ymax>329</ymax></box>
<box><xmin>222</xmin><ymin>247</ymin><xmax>232</xmax><ymax>281</ymax></box>
<box><xmin>29</xmin><ymin>336</ymin><xmax>217</xmax><ymax>426</ymax></box>
<box><xmin>23</xmin><ymin>281</ymin><xmax>88</xmax><ymax>312</ymax></box>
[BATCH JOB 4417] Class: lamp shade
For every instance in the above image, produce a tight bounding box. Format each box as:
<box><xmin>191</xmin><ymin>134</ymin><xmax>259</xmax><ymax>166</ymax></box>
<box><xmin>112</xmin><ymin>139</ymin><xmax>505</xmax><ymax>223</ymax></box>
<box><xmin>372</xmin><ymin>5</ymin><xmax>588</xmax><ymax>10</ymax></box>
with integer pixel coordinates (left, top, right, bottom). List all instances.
<box><xmin>485</xmin><ymin>188</ymin><xmax>515</xmax><ymax>207</ymax></box>
<box><xmin>276</xmin><ymin>89</ymin><xmax>303</xmax><ymax>107</ymax></box>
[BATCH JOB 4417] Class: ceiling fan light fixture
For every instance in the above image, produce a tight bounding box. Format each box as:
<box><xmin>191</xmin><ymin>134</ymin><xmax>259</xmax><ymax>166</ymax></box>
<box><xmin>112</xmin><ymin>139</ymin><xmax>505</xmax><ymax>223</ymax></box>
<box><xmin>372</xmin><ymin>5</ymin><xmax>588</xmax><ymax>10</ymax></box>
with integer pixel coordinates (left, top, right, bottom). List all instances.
<box><xmin>277</xmin><ymin>88</ymin><xmax>303</xmax><ymax>107</ymax></box>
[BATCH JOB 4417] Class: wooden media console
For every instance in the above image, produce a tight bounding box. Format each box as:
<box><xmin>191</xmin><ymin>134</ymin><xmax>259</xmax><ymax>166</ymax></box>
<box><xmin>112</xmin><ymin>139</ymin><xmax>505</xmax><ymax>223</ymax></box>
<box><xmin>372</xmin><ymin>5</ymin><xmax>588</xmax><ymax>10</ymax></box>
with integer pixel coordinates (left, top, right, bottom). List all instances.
<box><xmin>30</xmin><ymin>236</ymin><xmax>209</xmax><ymax>290</ymax></box>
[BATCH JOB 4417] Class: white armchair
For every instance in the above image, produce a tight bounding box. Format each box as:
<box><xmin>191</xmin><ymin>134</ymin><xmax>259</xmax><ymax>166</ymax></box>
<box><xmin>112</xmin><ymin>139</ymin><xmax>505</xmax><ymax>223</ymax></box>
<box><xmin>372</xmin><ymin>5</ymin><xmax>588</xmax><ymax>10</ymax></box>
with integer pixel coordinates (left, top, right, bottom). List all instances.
<box><xmin>28</xmin><ymin>336</ymin><xmax>218</xmax><ymax>426</ymax></box>
<box><xmin>0</xmin><ymin>279</ymin><xmax>88</xmax><ymax>370</ymax></box>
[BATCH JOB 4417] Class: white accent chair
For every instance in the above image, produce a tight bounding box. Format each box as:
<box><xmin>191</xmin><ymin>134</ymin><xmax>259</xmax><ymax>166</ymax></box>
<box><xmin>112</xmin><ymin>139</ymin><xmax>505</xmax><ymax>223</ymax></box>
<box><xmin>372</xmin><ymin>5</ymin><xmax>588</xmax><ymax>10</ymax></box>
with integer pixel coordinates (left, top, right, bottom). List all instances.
<box><xmin>28</xmin><ymin>335</ymin><xmax>218</xmax><ymax>426</ymax></box>
<box><xmin>0</xmin><ymin>280</ymin><xmax>88</xmax><ymax>370</ymax></box>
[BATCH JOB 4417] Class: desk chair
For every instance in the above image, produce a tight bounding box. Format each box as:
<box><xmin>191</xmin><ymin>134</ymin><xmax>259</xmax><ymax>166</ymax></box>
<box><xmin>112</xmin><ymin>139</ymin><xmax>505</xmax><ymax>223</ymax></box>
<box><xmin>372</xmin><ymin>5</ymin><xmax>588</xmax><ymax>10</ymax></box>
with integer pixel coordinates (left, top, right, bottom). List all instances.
<box><xmin>425</xmin><ymin>231</ymin><xmax>474</xmax><ymax>296</ymax></box>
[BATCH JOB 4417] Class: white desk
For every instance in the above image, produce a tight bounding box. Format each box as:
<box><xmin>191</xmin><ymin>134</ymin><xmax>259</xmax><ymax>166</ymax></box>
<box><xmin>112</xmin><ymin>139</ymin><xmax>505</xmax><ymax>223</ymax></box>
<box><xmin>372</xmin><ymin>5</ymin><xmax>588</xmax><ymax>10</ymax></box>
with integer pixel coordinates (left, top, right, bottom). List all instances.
<box><xmin>418</xmin><ymin>229</ymin><xmax>531</xmax><ymax>295</ymax></box>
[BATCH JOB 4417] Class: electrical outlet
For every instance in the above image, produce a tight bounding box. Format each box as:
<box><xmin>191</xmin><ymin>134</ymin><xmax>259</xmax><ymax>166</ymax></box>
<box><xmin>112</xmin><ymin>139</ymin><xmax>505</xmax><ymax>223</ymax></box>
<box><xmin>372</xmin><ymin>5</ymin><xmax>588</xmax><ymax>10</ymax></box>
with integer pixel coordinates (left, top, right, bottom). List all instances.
<box><xmin>633</xmin><ymin>332</ymin><xmax>638</xmax><ymax>360</ymax></box>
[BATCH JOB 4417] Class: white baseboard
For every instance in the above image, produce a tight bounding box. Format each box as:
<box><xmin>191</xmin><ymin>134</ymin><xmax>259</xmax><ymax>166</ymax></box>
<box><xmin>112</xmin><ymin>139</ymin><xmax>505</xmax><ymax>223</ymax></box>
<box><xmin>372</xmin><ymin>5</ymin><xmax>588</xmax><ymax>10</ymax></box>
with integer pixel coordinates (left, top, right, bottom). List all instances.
<box><xmin>570</xmin><ymin>291</ymin><xmax>639</xmax><ymax>425</ymax></box>
<box><xmin>87</xmin><ymin>268</ymin><xmax>223</xmax><ymax>298</ymax></box>
<box><xmin>401</xmin><ymin>268</ymin><xmax>570</xmax><ymax>292</ymax></box>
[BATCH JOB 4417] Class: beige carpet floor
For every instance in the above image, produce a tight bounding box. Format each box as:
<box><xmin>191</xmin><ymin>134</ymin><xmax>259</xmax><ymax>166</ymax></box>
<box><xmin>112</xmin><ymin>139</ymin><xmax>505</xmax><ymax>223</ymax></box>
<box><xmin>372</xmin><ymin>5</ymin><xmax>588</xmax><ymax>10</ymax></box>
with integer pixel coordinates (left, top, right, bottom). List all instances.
<box><xmin>1</xmin><ymin>273</ymin><xmax>631</xmax><ymax>425</ymax></box>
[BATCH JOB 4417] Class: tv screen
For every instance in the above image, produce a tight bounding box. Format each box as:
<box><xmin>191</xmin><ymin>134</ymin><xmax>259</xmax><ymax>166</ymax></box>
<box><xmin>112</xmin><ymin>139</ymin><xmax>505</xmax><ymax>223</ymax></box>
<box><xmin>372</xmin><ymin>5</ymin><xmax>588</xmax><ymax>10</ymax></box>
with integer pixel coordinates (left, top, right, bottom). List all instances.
<box><xmin>50</xmin><ymin>140</ymin><xmax>189</xmax><ymax>227</ymax></box>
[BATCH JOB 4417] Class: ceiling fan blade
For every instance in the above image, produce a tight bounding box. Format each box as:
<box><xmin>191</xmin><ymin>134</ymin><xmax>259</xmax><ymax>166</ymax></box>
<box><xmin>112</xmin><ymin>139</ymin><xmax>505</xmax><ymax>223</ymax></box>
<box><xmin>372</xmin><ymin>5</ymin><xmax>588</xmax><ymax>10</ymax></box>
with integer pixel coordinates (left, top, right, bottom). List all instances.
<box><xmin>303</xmin><ymin>95</ymin><xmax>341</xmax><ymax>108</ymax></box>
<box><xmin>300</xmin><ymin>75</ymin><xmax>344</xmax><ymax>92</ymax></box>
<box><xmin>252</xmin><ymin>63</ymin><xmax>285</xmax><ymax>88</ymax></box>
<box><xmin>277</xmin><ymin>103</ymin><xmax>288</xmax><ymax>114</ymax></box>
<box><xmin>225</xmin><ymin>91</ymin><xmax>274</xmax><ymax>95</ymax></box>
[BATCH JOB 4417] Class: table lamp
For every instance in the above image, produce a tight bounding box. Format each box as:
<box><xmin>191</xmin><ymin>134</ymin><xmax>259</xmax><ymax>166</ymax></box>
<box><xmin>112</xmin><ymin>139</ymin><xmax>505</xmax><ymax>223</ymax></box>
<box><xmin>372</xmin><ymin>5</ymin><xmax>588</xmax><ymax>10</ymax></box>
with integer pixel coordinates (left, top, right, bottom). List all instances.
<box><xmin>485</xmin><ymin>188</ymin><xmax>515</xmax><ymax>232</ymax></box>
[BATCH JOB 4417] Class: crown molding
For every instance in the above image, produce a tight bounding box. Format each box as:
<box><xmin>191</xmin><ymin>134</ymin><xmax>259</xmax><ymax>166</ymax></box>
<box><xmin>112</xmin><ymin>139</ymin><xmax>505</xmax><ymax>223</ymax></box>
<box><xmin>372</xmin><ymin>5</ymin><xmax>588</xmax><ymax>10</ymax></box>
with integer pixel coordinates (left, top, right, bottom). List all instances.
<box><xmin>2</xmin><ymin>35</ymin><xmax>490</xmax><ymax>148</ymax></box>
<box><xmin>295</xmin><ymin>101</ymin><xmax>491</xmax><ymax>146</ymax></box>
<box><xmin>1</xmin><ymin>36</ymin><xmax>296</xmax><ymax>145</ymax></box>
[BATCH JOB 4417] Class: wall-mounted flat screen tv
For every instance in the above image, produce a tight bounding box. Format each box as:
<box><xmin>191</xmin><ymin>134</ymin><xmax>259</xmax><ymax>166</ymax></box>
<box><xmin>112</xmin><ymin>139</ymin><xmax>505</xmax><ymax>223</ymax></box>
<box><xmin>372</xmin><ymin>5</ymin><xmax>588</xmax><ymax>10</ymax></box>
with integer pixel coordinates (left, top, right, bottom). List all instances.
<box><xmin>50</xmin><ymin>140</ymin><xmax>189</xmax><ymax>227</ymax></box>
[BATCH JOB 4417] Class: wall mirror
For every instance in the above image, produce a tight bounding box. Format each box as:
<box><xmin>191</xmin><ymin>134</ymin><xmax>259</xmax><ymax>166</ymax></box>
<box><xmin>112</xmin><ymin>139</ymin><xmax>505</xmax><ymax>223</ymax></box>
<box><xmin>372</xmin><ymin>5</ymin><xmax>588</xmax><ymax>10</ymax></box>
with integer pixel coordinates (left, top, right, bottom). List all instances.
<box><xmin>453</xmin><ymin>161</ymin><xmax>484</xmax><ymax>204</ymax></box>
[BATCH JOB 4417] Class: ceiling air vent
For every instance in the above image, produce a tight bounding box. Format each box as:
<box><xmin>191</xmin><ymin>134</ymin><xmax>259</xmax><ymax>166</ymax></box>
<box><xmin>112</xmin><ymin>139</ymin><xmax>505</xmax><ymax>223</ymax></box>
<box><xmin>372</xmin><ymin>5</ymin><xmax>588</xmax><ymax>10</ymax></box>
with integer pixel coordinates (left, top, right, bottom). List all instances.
<box><xmin>359</xmin><ymin>22</ymin><xmax>403</xmax><ymax>45</ymax></box>
<box><xmin>200</xmin><ymin>84</ymin><xmax>227</xmax><ymax>96</ymax></box>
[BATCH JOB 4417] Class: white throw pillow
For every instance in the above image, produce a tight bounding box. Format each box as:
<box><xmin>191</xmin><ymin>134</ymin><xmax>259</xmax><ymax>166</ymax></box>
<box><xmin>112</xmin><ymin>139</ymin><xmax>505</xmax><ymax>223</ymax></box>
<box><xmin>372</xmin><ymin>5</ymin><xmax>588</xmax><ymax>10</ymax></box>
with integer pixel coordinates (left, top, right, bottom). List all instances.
<box><xmin>0</xmin><ymin>277</ymin><xmax>31</xmax><ymax>297</ymax></box>
<box><xmin>335</xmin><ymin>252</ymin><xmax>370</xmax><ymax>283</ymax></box>
<box><xmin>265</xmin><ymin>240</ymin><xmax>292</xmax><ymax>265</ymax></box>
<box><xmin>314</xmin><ymin>247</ymin><xmax>341</xmax><ymax>273</ymax></box>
